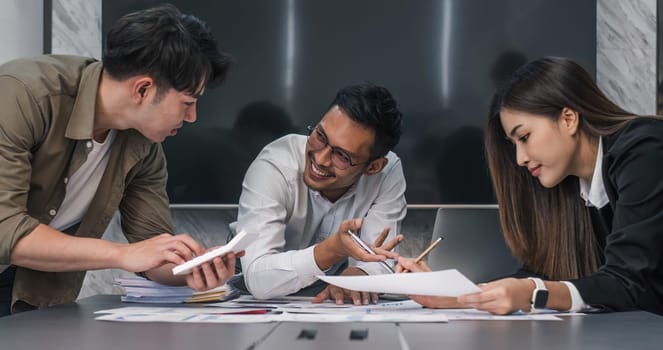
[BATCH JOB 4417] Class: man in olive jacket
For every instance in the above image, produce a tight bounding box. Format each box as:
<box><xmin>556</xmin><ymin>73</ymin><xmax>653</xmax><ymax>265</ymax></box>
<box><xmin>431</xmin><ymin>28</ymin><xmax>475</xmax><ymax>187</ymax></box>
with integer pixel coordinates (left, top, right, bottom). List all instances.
<box><xmin>0</xmin><ymin>5</ymin><xmax>235</xmax><ymax>316</ymax></box>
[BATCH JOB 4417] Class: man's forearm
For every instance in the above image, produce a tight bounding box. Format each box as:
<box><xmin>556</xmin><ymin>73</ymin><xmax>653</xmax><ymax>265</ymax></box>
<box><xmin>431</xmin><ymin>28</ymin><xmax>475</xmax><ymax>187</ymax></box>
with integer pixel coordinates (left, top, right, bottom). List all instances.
<box><xmin>10</xmin><ymin>223</ymin><xmax>124</xmax><ymax>272</ymax></box>
<box><xmin>243</xmin><ymin>246</ymin><xmax>323</xmax><ymax>299</ymax></box>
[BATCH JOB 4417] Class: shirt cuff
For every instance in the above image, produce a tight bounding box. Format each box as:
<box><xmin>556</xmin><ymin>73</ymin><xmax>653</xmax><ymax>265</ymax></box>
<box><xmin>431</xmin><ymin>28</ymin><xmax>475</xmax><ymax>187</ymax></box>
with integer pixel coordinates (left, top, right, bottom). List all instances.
<box><xmin>294</xmin><ymin>245</ymin><xmax>325</xmax><ymax>279</ymax></box>
<box><xmin>562</xmin><ymin>281</ymin><xmax>589</xmax><ymax>312</ymax></box>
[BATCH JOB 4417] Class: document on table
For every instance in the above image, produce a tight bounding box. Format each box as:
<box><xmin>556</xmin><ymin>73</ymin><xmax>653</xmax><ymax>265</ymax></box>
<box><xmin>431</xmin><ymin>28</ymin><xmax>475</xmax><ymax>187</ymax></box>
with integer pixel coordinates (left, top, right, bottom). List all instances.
<box><xmin>441</xmin><ymin>308</ymin><xmax>563</xmax><ymax>321</ymax></box>
<box><xmin>94</xmin><ymin>302</ymin><xmax>564</xmax><ymax>323</ymax></box>
<box><xmin>94</xmin><ymin>302</ymin><xmax>449</xmax><ymax>323</ymax></box>
<box><xmin>95</xmin><ymin>306</ymin><xmax>275</xmax><ymax>323</ymax></box>
<box><xmin>94</xmin><ymin>295</ymin><xmax>567</xmax><ymax>323</ymax></box>
<box><xmin>275</xmin><ymin>299</ymin><xmax>426</xmax><ymax>315</ymax></box>
<box><xmin>318</xmin><ymin>269</ymin><xmax>482</xmax><ymax>296</ymax></box>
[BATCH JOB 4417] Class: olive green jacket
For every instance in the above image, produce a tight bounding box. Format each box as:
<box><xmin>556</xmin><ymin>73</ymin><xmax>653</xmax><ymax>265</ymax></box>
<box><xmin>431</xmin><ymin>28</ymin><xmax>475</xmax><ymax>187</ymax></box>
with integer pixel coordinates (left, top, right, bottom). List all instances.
<box><xmin>0</xmin><ymin>55</ymin><xmax>173</xmax><ymax>312</ymax></box>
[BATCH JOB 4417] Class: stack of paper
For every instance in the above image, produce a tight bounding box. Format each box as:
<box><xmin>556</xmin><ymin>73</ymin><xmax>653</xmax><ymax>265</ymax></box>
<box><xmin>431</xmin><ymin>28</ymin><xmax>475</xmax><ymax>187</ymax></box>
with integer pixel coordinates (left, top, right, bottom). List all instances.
<box><xmin>116</xmin><ymin>277</ymin><xmax>239</xmax><ymax>304</ymax></box>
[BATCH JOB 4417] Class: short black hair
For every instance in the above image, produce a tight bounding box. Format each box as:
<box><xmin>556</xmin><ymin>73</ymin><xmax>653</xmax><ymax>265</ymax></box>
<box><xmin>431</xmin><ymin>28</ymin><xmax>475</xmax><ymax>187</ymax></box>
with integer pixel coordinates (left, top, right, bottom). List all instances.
<box><xmin>330</xmin><ymin>83</ymin><xmax>403</xmax><ymax>158</ymax></box>
<box><xmin>103</xmin><ymin>4</ymin><xmax>231</xmax><ymax>96</ymax></box>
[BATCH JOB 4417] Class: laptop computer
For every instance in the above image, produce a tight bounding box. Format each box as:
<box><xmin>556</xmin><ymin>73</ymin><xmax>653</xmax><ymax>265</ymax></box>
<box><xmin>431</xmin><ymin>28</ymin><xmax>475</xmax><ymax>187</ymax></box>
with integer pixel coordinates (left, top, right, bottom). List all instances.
<box><xmin>425</xmin><ymin>205</ymin><xmax>521</xmax><ymax>283</ymax></box>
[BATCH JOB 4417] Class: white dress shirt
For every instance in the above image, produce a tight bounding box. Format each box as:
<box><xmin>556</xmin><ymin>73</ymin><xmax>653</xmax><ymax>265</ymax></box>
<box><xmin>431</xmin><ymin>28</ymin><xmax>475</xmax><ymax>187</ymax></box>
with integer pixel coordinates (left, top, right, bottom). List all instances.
<box><xmin>579</xmin><ymin>138</ymin><xmax>609</xmax><ymax>209</ymax></box>
<box><xmin>565</xmin><ymin>137</ymin><xmax>608</xmax><ymax>312</ymax></box>
<box><xmin>231</xmin><ymin>134</ymin><xmax>407</xmax><ymax>299</ymax></box>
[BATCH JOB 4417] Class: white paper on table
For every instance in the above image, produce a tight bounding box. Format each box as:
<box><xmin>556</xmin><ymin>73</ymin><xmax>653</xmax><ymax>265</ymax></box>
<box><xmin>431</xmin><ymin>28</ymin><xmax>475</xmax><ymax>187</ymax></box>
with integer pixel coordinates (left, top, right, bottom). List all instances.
<box><xmin>278</xmin><ymin>300</ymin><xmax>425</xmax><ymax>315</ymax></box>
<box><xmin>94</xmin><ymin>306</ymin><xmax>268</xmax><ymax>316</ymax></box>
<box><xmin>95</xmin><ymin>306</ymin><xmax>199</xmax><ymax>315</ymax></box>
<box><xmin>94</xmin><ymin>310</ymin><xmax>448</xmax><ymax>323</ymax></box>
<box><xmin>276</xmin><ymin>312</ymin><xmax>448</xmax><ymax>323</ymax></box>
<box><xmin>208</xmin><ymin>295</ymin><xmax>322</xmax><ymax>310</ymax></box>
<box><xmin>318</xmin><ymin>269</ymin><xmax>481</xmax><ymax>296</ymax></box>
<box><xmin>95</xmin><ymin>312</ymin><xmax>277</xmax><ymax>323</ymax></box>
<box><xmin>442</xmin><ymin>308</ymin><xmax>563</xmax><ymax>321</ymax></box>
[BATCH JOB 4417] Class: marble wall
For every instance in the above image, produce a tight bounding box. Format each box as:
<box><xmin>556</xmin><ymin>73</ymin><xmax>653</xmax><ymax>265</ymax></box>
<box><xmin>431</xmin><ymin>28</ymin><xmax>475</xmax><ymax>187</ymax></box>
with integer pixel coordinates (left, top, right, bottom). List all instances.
<box><xmin>48</xmin><ymin>0</ymin><xmax>105</xmax><ymax>298</ymax></box>
<box><xmin>51</xmin><ymin>0</ymin><xmax>102</xmax><ymax>59</ymax></box>
<box><xmin>47</xmin><ymin>1</ymin><xmax>659</xmax><ymax>298</ymax></box>
<box><xmin>597</xmin><ymin>0</ymin><xmax>657</xmax><ymax>115</ymax></box>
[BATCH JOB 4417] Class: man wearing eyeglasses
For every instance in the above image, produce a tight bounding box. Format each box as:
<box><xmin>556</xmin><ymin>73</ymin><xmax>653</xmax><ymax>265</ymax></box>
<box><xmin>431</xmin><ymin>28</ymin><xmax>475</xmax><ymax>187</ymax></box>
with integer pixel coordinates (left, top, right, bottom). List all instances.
<box><xmin>230</xmin><ymin>83</ymin><xmax>406</xmax><ymax>305</ymax></box>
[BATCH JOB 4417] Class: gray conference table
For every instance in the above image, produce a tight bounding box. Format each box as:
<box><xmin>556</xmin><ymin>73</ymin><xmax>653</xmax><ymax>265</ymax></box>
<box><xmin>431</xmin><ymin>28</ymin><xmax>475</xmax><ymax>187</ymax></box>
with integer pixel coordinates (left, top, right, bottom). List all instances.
<box><xmin>1</xmin><ymin>295</ymin><xmax>662</xmax><ymax>350</ymax></box>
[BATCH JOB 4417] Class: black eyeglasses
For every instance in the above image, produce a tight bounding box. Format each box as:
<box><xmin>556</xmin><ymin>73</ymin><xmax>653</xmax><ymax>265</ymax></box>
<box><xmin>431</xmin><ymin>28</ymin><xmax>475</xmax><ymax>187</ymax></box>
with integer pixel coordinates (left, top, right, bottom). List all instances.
<box><xmin>306</xmin><ymin>125</ymin><xmax>370</xmax><ymax>170</ymax></box>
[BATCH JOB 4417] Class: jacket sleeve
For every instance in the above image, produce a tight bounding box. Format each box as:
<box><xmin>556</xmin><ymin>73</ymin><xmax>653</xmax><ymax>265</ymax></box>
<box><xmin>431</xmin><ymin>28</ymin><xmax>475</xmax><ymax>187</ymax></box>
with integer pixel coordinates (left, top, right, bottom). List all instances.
<box><xmin>571</xmin><ymin>128</ymin><xmax>663</xmax><ymax>314</ymax></box>
<box><xmin>119</xmin><ymin>142</ymin><xmax>174</xmax><ymax>243</ymax></box>
<box><xmin>0</xmin><ymin>77</ymin><xmax>45</xmax><ymax>264</ymax></box>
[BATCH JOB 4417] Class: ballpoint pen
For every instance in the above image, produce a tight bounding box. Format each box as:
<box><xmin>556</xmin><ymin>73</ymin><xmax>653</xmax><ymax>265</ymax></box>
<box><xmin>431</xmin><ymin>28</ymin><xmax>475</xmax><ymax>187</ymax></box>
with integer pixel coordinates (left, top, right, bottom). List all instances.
<box><xmin>347</xmin><ymin>230</ymin><xmax>395</xmax><ymax>273</ymax></box>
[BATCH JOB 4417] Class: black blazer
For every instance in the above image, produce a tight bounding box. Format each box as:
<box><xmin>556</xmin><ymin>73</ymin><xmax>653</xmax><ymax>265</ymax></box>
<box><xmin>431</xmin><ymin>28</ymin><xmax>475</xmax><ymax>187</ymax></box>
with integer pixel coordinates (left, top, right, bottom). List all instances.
<box><xmin>570</xmin><ymin>118</ymin><xmax>663</xmax><ymax>314</ymax></box>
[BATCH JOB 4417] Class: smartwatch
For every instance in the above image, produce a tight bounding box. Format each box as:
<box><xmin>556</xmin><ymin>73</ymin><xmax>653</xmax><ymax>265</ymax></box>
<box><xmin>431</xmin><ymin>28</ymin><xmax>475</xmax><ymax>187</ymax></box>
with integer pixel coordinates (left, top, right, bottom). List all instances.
<box><xmin>527</xmin><ymin>277</ymin><xmax>549</xmax><ymax>312</ymax></box>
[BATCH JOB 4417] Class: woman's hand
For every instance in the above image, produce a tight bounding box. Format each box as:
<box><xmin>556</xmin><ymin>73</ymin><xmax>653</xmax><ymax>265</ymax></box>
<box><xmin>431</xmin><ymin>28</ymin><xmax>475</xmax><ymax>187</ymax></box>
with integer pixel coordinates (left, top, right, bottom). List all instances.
<box><xmin>395</xmin><ymin>256</ymin><xmax>432</xmax><ymax>273</ymax></box>
<box><xmin>395</xmin><ymin>257</ymin><xmax>465</xmax><ymax>309</ymax></box>
<box><xmin>457</xmin><ymin>278</ymin><xmax>535</xmax><ymax>315</ymax></box>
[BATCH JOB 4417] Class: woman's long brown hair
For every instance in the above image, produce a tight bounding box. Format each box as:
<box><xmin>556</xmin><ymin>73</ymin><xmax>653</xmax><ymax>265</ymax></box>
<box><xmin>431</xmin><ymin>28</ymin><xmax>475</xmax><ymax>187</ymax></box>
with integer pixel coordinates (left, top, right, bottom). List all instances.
<box><xmin>485</xmin><ymin>57</ymin><xmax>649</xmax><ymax>280</ymax></box>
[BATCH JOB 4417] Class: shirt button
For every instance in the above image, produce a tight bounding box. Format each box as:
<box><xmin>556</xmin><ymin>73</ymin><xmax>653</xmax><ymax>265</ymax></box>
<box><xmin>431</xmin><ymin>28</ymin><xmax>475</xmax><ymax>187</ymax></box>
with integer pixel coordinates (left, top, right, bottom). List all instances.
<box><xmin>86</xmin><ymin>141</ymin><xmax>92</xmax><ymax>148</ymax></box>
<box><xmin>64</xmin><ymin>177</ymin><xmax>69</xmax><ymax>184</ymax></box>
<box><xmin>49</xmin><ymin>209</ymin><xmax>57</xmax><ymax>216</ymax></box>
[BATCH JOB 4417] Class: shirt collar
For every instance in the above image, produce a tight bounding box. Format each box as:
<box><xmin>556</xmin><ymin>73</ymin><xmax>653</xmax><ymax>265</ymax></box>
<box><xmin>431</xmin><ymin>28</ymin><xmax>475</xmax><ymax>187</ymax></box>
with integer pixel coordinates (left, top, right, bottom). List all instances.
<box><xmin>65</xmin><ymin>61</ymin><xmax>103</xmax><ymax>140</ymax></box>
<box><xmin>64</xmin><ymin>62</ymin><xmax>154</xmax><ymax>158</ymax></box>
<box><xmin>309</xmin><ymin>181</ymin><xmax>358</xmax><ymax>204</ymax></box>
<box><xmin>579</xmin><ymin>137</ymin><xmax>609</xmax><ymax>208</ymax></box>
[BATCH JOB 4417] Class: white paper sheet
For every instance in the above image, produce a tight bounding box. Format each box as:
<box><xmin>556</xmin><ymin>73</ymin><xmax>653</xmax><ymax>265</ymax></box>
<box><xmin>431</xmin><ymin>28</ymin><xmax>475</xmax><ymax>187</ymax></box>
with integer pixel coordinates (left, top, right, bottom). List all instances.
<box><xmin>94</xmin><ymin>305</ymin><xmax>449</xmax><ymax>323</ymax></box>
<box><xmin>318</xmin><ymin>269</ymin><xmax>482</xmax><ymax>296</ymax></box>
<box><xmin>276</xmin><ymin>312</ymin><xmax>448</xmax><ymax>323</ymax></box>
<box><xmin>277</xmin><ymin>300</ymin><xmax>425</xmax><ymax>315</ymax></box>
<box><xmin>95</xmin><ymin>312</ymin><xmax>274</xmax><ymax>323</ymax></box>
<box><xmin>441</xmin><ymin>308</ymin><xmax>562</xmax><ymax>321</ymax></box>
<box><xmin>94</xmin><ymin>301</ymin><xmax>568</xmax><ymax>323</ymax></box>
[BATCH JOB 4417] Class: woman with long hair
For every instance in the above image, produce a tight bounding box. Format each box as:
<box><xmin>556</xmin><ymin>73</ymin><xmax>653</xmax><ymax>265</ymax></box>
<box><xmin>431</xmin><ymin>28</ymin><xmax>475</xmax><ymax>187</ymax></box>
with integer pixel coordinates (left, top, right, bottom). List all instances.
<box><xmin>399</xmin><ymin>56</ymin><xmax>663</xmax><ymax>315</ymax></box>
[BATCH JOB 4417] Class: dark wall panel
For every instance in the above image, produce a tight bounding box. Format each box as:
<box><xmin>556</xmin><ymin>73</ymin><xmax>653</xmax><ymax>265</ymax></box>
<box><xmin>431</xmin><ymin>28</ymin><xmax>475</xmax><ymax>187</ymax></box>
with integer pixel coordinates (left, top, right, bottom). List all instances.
<box><xmin>103</xmin><ymin>0</ymin><xmax>597</xmax><ymax>204</ymax></box>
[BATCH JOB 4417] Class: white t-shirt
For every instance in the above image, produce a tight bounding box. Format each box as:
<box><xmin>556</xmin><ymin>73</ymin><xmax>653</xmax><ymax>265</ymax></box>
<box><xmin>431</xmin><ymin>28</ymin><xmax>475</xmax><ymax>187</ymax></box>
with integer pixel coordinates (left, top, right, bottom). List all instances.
<box><xmin>49</xmin><ymin>130</ymin><xmax>116</xmax><ymax>231</ymax></box>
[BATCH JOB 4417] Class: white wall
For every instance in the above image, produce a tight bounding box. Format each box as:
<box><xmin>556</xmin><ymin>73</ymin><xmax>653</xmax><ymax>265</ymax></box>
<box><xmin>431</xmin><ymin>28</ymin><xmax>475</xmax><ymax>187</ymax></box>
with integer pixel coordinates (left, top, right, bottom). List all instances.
<box><xmin>0</xmin><ymin>0</ymin><xmax>43</xmax><ymax>64</ymax></box>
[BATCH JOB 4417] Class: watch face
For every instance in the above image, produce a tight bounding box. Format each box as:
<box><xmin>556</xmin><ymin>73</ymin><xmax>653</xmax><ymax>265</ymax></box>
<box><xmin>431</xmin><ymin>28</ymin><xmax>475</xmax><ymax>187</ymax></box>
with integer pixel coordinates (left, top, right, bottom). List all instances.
<box><xmin>533</xmin><ymin>289</ymin><xmax>549</xmax><ymax>309</ymax></box>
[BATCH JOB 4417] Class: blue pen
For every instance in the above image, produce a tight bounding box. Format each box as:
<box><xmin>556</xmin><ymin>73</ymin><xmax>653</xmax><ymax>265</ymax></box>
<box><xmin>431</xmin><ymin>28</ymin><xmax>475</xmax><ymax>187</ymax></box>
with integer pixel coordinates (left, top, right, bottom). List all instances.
<box><xmin>347</xmin><ymin>230</ymin><xmax>395</xmax><ymax>273</ymax></box>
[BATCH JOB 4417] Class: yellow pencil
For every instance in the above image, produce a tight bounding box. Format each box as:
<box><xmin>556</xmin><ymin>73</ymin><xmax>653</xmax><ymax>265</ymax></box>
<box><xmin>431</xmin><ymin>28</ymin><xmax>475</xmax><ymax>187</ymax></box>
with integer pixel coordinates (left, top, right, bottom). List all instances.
<box><xmin>414</xmin><ymin>237</ymin><xmax>444</xmax><ymax>264</ymax></box>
